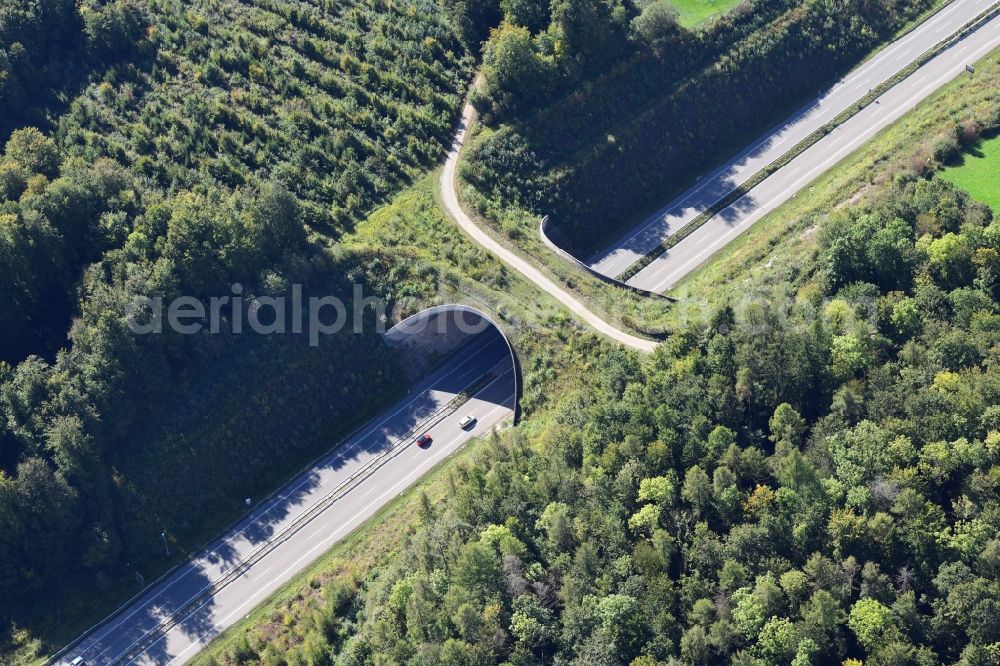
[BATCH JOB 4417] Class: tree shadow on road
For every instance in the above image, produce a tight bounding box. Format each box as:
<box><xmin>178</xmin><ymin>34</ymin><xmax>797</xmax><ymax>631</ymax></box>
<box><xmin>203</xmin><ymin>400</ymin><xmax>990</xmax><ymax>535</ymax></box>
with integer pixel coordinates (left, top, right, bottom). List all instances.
<box><xmin>66</xmin><ymin>327</ymin><xmax>515</xmax><ymax>664</ymax></box>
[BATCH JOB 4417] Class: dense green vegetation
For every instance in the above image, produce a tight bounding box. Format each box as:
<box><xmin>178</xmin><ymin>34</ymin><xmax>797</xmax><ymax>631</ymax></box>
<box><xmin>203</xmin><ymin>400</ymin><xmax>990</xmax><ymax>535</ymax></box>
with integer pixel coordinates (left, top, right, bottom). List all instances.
<box><xmin>0</xmin><ymin>0</ymin><xmax>473</xmax><ymax>651</ymax></box>
<box><xmin>3</xmin><ymin>0</ymin><xmax>473</xmax><ymax>362</ymax></box>
<box><xmin>462</xmin><ymin>0</ymin><xmax>938</xmax><ymax>252</ymax></box>
<box><xmin>192</xmin><ymin>47</ymin><xmax>1000</xmax><ymax>664</ymax></box>
<box><xmin>205</xmin><ymin>171</ymin><xmax>1000</xmax><ymax>665</ymax></box>
<box><xmin>0</xmin><ymin>0</ymin><xmax>149</xmax><ymax>137</ymax></box>
<box><xmin>941</xmin><ymin>133</ymin><xmax>1000</xmax><ymax>214</ymax></box>
<box><xmin>665</xmin><ymin>47</ymin><xmax>1000</xmax><ymax>326</ymax></box>
<box><xmin>3</xmin><ymin>0</ymin><xmax>995</xmax><ymax>660</ymax></box>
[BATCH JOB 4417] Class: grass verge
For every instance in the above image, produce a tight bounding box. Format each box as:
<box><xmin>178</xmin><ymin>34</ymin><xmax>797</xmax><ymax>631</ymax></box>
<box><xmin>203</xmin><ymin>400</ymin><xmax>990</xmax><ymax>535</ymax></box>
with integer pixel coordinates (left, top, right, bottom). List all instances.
<box><xmin>617</xmin><ymin>0</ymin><xmax>1000</xmax><ymax>282</ymax></box>
<box><xmin>187</xmin><ymin>173</ymin><xmax>617</xmax><ymax>656</ymax></box>
<box><xmin>566</xmin><ymin>0</ymin><xmax>957</xmax><ymax>259</ymax></box>
<box><xmin>190</xmin><ymin>316</ymin><xmax>609</xmax><ymax>663</ymax></box>
<box><xmin>22</xmin><ymin>172</ymin><xmax>583</xmax><ymax>666</ymax></box>
<box><xmin>189</xmin><ymin>423</ymin><xmax>504</xmax><ymax>664</ymax></box>
<box><xmin>149</xmin><ymin>42</ymin><xmax>1000</xmax><ymax>666</ymax></box>
<box><xmin>457</xmin><ymin>0</ymin><xmax>964</xmax><ymax>335</ymax></box>
<box><xmin>666</xmin><ymin>45</ymin><xmax>1000</xmax><ymax>323</ymax></box>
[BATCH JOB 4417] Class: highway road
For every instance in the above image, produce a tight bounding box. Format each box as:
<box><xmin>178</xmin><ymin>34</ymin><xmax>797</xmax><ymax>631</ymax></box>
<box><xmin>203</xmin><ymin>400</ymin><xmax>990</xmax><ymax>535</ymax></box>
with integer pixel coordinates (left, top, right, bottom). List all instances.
<box><xmin>441</xmin><ymin>103</ymin><xmax>659</xmax><ymax>353</ymax></box>
<box><xmin>51</xmin><ymin>6</ymin><xmax>998</xmax><ymax>655</ymax></box>
<box><xmin>587</xmin><ymin>0</ymin><xmax>994</xmax><ymax>280</ymax></box>
<box><xmin>55</xmin><ymin>329</ymin><xmax>516</xmax><ymax>665</ymax></box>
<box><xmin>628</xmin><ymin>8</ymin><xmax>1000</xmax><ymax>292</ymax></box>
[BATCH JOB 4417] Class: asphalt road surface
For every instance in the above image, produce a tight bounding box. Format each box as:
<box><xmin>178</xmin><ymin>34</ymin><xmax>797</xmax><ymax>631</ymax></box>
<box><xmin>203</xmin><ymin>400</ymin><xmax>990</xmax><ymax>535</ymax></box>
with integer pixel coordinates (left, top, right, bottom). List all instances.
<box><xmin>56</xmin><ymin>329</ymin><xmax>516</xmax><ymax>665</ymax></box>
<box><xmin>441</xmin><ymin>103</ymin><xmax>659</xmax><ymax>353</ymax></box>
<box><xmin>628</xmin><ymin>9</ymin><xmax>1000</xmax><ymax>292</ymax></box>
<box><xmin>588</xmin><ymin>0</ymin><xmax>994</xmax><ymax>280</ymax></box>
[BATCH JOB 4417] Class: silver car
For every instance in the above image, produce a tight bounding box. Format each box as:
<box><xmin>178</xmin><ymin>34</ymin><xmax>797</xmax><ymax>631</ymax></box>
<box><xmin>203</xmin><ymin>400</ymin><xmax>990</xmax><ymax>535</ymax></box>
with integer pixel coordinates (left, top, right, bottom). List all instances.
<box><xmin>458</xmin><ymin>415</ymin><xmax>476</xmax><ymax>430</ymax></box>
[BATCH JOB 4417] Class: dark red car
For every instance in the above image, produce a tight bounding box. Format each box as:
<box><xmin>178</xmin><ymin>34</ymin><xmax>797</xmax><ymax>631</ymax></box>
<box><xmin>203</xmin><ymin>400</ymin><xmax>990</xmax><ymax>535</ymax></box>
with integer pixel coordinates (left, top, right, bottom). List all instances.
<box><xmin>416</xmin><ymin>433</ymin><xmax>432</xmax><ymax>448</ymax></box>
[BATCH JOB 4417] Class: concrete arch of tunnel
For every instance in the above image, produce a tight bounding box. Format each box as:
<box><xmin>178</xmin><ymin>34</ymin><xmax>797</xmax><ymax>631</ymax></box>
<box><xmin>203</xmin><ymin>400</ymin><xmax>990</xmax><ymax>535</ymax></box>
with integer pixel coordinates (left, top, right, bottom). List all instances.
<box><xmin>383</xmin><ymin>304</ymin><xmax>522</xmax><ymax>423</ymax></box>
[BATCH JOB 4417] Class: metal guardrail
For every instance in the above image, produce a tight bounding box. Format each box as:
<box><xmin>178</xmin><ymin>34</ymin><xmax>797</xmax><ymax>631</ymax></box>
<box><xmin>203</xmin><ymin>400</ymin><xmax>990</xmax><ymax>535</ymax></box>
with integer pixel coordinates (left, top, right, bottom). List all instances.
<box><xmin>616</xmin><ymin>0</ymin><xmax>1000</xmax><ymax>282</ymax></box>
<box><xmin>537</xmin><ymin>216</ymin><xmax>674</xmax><ymax>338</ymax></box>
<box><xmin>46</xmin><ymin>388</ymin><xmax>416</xmax><ymax>666</ymax></box>
<box><xmin>106</xmin><ymin>378</ymin><xmax>492</xmax><ymax>664</ymax></box>
<box><xmin>48</xmin><ymin>367</ymin><xmax>497</xmax><ymax>666</ymax></box>
<box><xmin>539</xmin><ymin>215</ymin><xmax>675</xmax><ymax>301</ymax></box>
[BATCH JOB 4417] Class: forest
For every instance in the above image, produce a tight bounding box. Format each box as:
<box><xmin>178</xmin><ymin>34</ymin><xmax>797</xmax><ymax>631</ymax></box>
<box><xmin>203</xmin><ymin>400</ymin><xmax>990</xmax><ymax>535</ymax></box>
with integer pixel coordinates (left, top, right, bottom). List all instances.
<box><xmin>0</xmin><ymin>0</ymin><xmax>471</xmax><ymax>647</ymax></box>
<box><xmin>208</xmin><ymin>168</ymin><xmax>1000</xmax><ymax>666</ymax></box>
<box><xmin>461</xmin><ymin>0</ymin><xmax>939</xmax><ymax>251</ymax></box>
<box><xmin>0</xmin><ymin>0</ymin><xmax>149</xmax><ymax>137</ymax></box>
<box><xmin>4</xmin><ymin>0</ymin><xmax>999</xmax><ymax>660</ymax></box>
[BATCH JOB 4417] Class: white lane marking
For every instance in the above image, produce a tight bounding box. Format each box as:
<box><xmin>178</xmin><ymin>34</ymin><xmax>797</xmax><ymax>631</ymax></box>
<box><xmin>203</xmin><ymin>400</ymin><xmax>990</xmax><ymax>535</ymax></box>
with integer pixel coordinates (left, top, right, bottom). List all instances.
<box><xmin>108</xmin><ymin>364</ymin><xmax>515</xmax><ymax>665</ymax></box>
<box><xmin>640</xmin><ymin>29</ymin><xmax>1000</xmax><ymax>292</ymax></box>
<box><xmin>131</xmin><ymin>398</ymin><xmax>513</xmax><ymax>666</ymax></box>
<box><xmin>590</xmin><ymin>0</ymin><xmax>975</xmax><ymax>274</ymax></box>
<box><xmin>640</xmin><ymin>17</ymin><xmax>998</xmax><ymax>289</ymax></box>
<box><xmin>101</xmin><ymin>355</ymin><xmax>512</xmax><ymax>664</ymax></box>
<box><xmin>80</xmin><ymin>333</ymin><xmax>504</xmax><ymax>662</ymax></box>
<box><xmin>848</xmin><ymin>0</ymin><xmax>964</xmax><ymax>78</ymax></box>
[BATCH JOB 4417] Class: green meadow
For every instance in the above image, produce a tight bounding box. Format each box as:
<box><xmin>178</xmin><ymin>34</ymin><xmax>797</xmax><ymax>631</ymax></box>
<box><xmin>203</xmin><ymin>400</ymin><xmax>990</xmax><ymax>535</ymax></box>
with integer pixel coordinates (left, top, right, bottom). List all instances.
<box><xmin>670</xmin><ymin>0</ymin><xmax>744</xmax><ymax>26</ymax></box>
<box><xmin>941</xmin><ymin>133</ymin><xmax>1000</xmax><ymax>212</ymax></box>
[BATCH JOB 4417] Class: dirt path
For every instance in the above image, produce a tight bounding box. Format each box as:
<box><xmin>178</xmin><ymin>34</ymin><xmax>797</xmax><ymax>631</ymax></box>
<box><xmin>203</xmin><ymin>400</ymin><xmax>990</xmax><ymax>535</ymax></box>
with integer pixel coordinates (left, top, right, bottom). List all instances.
<box><xmin>439</xmin><ymin>103</ymin><xmax>659</xmax><ymax>354</ymax></box>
